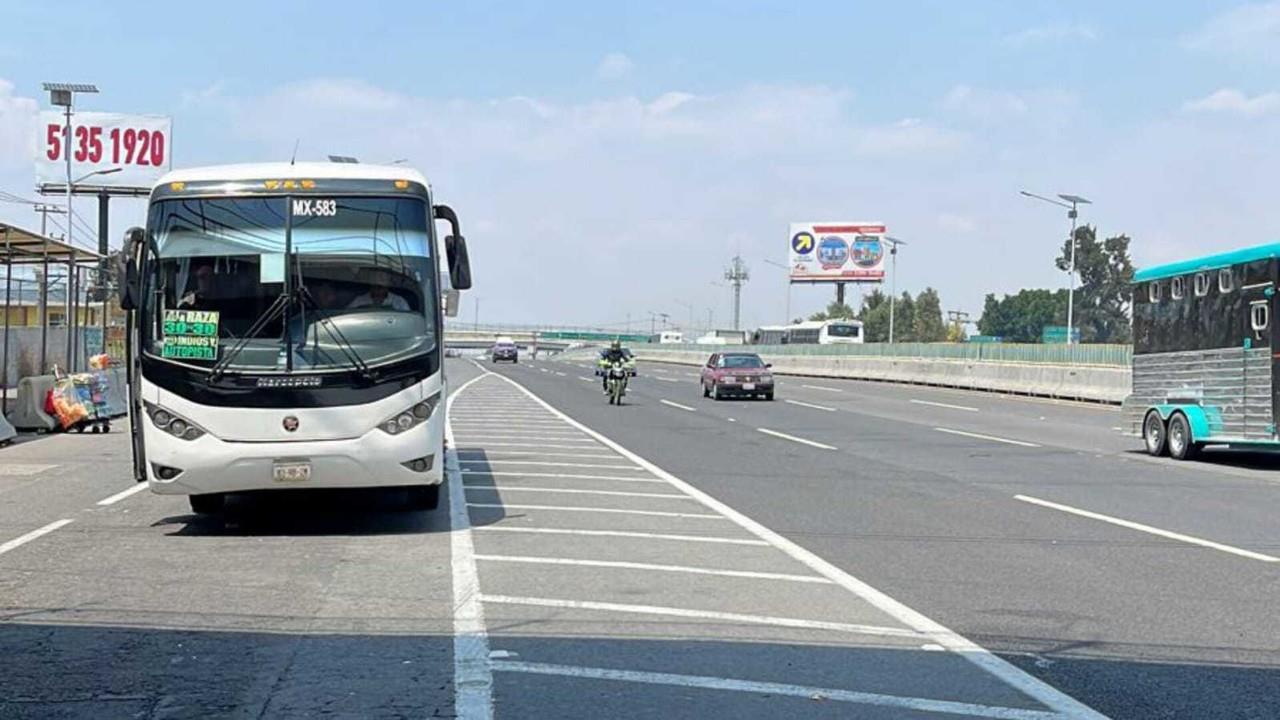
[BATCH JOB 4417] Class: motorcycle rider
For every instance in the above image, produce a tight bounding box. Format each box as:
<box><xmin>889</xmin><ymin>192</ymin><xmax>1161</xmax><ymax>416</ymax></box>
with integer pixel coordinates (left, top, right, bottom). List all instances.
<box><xmin>599</xmin><ymin>340</ymin><xmax>629</xmax><ymax>393</ymax></box>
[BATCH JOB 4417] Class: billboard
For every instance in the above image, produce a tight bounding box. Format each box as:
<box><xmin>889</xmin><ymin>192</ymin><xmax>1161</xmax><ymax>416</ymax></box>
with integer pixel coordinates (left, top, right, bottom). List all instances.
<box><xmin>788</xmin><ymin>222</ymin><xmax>886</xmax><ymax>283</ymax></box>
<box><xmin>36</xmin><ymin>111</ymin><xmax>172</xmax><ymax>189</ymax></box>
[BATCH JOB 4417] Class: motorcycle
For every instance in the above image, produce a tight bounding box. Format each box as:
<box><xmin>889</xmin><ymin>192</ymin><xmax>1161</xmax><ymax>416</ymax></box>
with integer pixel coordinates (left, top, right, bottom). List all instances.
<box><xmin>605</xmin><ymin>360</ymin><xmax>629</xmax><ymax>406</ymax></box>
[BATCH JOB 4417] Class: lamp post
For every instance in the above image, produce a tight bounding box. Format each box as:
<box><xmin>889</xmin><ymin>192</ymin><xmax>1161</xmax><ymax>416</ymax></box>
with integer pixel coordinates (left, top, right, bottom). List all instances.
<box><xmin>761</xmin><ymin>258</ymin><xmax>792</xmax><ymax>325</ymax></box>
<box><xmin>883</xmin><ymin>237</ymin><xmax>908</xmax><ymax>343</ymax></box>
<box><xmin>1021</xmin><ymin>190</ymin><xmax>1092</xmax><ymax>345</ymax></box>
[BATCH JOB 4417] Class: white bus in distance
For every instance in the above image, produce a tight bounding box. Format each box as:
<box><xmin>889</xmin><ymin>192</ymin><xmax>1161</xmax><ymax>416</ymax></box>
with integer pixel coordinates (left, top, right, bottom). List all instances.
<box><xmin>783</xmin><ymin>320</ymin><xmax>864</xmax><ymax>345</ymax></box>
<box><xmin>652</xmin><ymin>330</ymin><xmax>684</xmax><ymax>344</ymax></box>
<box><xmin>116</xmin><ymin>162</ymin><xmax>473</xmax><ymax>514</ymax></box>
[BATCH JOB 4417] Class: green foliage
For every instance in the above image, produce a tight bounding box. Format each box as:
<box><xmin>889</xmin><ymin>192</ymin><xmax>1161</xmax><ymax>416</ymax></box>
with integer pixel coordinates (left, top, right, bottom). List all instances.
<box><xmin>977</xmin><ymin>289</ymin><xmax>1069</xmax><ymax>342</ymax></box>
<box><xmin>912</xmin><ymin>287</ymin><xmax>947</xmax><ymax>342</ymax></box>
<box><xmin>809</xmin><ymin>301</ymin><xmax>856</xmax><ymax>322</ymax></box>
<box><xmin>1055</xmin><ymin>226</ymin><xmax>1135</xmax><ymax>343</ymax></box>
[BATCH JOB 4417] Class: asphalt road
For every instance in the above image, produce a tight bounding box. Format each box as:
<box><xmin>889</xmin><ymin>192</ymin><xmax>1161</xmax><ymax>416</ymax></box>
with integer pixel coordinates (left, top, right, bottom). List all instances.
<box><xmin>1</xmin><ymin>355</ymin><xmax>1276</xmax><ymax>718</ymax></box>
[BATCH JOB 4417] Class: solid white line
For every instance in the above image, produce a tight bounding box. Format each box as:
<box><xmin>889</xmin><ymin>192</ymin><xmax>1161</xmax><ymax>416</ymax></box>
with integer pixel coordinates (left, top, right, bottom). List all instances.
<box><xmin>0</xmin><ymin>519</ymin><xmax>74</xmax><ymax>557</ymax></box>
<box><xmin>95</xmin><ymin>483</ymin><xmax>148</xmax><ymax>506</ymax></box>
<box><xmin>785</xmin><ymin>399</ymin><xmax>836</xmax><ymax>412</ymax></box>
<box><xmin>464</xmin><ymin>485</ymin><xmax>690</xmax><ymax>500</ymax></box>
<box><xmin>466</xmin><ymin>503</ymin><xmax>724</xmax><ymax>520</ymax></box>
<box><xmin>489</xmin><ymin>662</ymin><xmax>1059</xmax><ymax>720</ymax></box>
<box><xmin>447</xmin><ymin>374</ymin><xmax>495</xmax><ymax>720</ymax></box>
<box><xmin>802</xmin><ymin>384</ymin><xmax>843</xmax><ymax>392</ymax></box>
<box><xmin>457</xmin><ymin>450</ymin><xmax>620</xmax><ymax>460</ymax></box>
<box><xmin>473</xmin><ymin>526</ymin><xmax>769</xmax><ymax>546</ymax></box>
<box><xmin>911</xmin><ymin>399</ymin><xmax>979</xmax><ymax>413</ymax></box>
<box><xmin>935</xmin><ymin>427</ymin><xmax>1040</xmax><ymax>448</ymax></box>
<box><xmin>488</xmin><ymin>372</ymin><xmax>1106</xmax><ymax>720</ymax></box>
<box><xmin>757</xmin><ymin>427</ymin><xmax>837</xmax><ymax>450</ymax></box>
<box><xmin>481</xmin><ymin>595</ymin><xmax>921</xmax><ymax>638</ymax></box>
<box><xmin>1015</xmin><ymin>494</ymin><xmax>1280</xmax><ymax>563</ymax></box>
<box><xmin>462</xmin><ymin>460</ymin><xmax>640</xmax><ymax>470</ymax></box>
<box><xmin>660</xmin><ymin>399</ymin><xmax>697</xmax><ymax>412</ymax></box>
<box><xmin>461</xmin><ymin>471</ymin><xmax>661</xmax><ymax>483</ymax></box>
<box><xmin>453</xmin><ymin>434</ymin><xmax>594</xmax><ymax>442</ymax></box>
<box><xmin>452</xmin><ymin>420</ymin><xmax>568</xmax><ymax>426</ymax></box>
<box><xmin>456</xmin><ymin>442</ymin><xmax>604</xmax><ymax>450</ymax></box>
<box><xmin>472</xmin><ymin>554</ymin><xmax>832</xmax><ymax>584</ymax></box>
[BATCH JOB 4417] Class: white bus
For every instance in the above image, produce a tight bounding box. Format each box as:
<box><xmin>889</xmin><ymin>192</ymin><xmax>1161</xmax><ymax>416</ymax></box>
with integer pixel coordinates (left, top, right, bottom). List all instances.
<box><xmin>652</xmin><ymin>330</ymin><xmax>684</xmax><ymax>344</ymax></box>
<box><xmin>786</xmin><ymin>319</ymin><xmax>864</xmax><ymax>345</ymax></box>
<box><xmin>117</xmin><ymin>162</ymin><xmax>472</xmax><ymax>514</ymax></box>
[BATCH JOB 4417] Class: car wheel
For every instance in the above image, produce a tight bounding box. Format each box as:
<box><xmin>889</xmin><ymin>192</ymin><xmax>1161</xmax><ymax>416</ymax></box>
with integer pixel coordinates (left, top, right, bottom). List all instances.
<box><xmin>405</xmin><ymin>484</ymin><xmax>440</xmax><ymax>511</ymax></box>
<box><xmin>1167</xmin><ymin>413</ymin><xmax>1200</xmax><ymax>461</ymax></box>
<box><xmin>188</xmin><ymin>493</ymin><xmax>224</xmax><ymax>515</ymax></box>
<box><xmin>703</xmin><ymin>382</ymin><xmax>711</xmax><ymax>398</ymax></box>
<box><xmin>712</xmin><ymin>383</ymin><xmax>722</xmax><ymax>401</ymax></box>
<box><xmin>764</xmin><ymin>391</ymin><xmax>774</xmax><ymax>401</ymax></box>
<box><xmin>1142</xmin><ymin>410</ymin><xmax>1167</xmax><ymax>457</ymax></box>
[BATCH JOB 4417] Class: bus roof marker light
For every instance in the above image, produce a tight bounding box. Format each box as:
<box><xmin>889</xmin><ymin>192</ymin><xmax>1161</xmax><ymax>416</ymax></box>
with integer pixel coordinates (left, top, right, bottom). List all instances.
<box><xmin>394</xmin><ymin>180</ymin><xmax>410</xmax><ymax>189</ymax></box>
<box><xmin>300</xmin><ymin>180</ymin><xmax>316</xmax><ymax>189</ymax></box>
<box><xmin>169</xmin><ymin>182</ymin><xmax>185</xmax><ymax>191</ymax></box>
<box><xmin>264</xmin><ymin>180</ymin><xmax>280</xmax><ymax>190</ymax></box>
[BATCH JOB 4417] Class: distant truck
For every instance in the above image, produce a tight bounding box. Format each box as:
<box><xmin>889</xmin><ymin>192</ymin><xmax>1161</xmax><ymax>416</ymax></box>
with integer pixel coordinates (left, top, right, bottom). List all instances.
<box><xmin>696</xmin><ymin>329</ymin><xmax>747</xmax><ymax>345</ymax></box>
<box><xmin>652</xmin><ymin>331</ymin><xmax>684</xmax><ymax>344</ymax></box>
<box><xmin>491</xmin><ymin>338</ymin><xmax>518</xmax><ymax>363</ymax></box>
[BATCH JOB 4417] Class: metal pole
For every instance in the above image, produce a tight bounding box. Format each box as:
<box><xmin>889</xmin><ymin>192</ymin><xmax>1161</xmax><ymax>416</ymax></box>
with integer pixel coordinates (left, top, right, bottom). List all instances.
<box><xmin>2</xmin><ymin>228</ymin><xmax>11</xmax><ymax>415</ymax></box>
<box><xmin>65</xmin><ymin>101</ymin><xmax>73</xmax><ymax>269</ymax></box>
<box><xmin>99</xmin><ymin>191</ymin><xmax>109</xmax><ymax>341</ymax></box>
<box><xmin>889</xmin><ymin>249</ymin><xmax>897</xmax><ymax>343</ymax></box>
<box><xmin>1066</xmin><ymin>204</ymin><xmax>1078</xmax><ymax>345</ymax></box>
<box><xmin>39</xmin><ymin>239</ymin><xmax>48</xmax><ymax>372</ymax></box>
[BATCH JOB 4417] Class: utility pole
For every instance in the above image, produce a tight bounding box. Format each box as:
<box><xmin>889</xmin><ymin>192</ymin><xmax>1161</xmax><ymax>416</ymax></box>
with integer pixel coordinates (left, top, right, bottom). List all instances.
<box><xmin>1020</xmin><ymin>190</ymin><xmax>1092</xmax><ymax>345</ymax></box>
<box><xmin>883</xmin><ymin>237</ymin><xmax>908</xmax><ymax>343</ymax></box>
<box><xmin>946</xmin><ymin>310</ymin><xmax>971</xmax><ymax>341</ymax></box>
<box><xmin>723</xmin><ymin>255</ymin><xmax>749</xmax><ymax>331</ymax></box>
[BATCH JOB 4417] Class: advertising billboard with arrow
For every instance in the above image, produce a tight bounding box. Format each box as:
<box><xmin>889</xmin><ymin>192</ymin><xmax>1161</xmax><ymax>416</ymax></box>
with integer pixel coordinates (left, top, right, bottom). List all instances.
<box><xmin>788</xmin><ymin>222</ymin><xmax>887</xmax><ymax>283</ymax></box>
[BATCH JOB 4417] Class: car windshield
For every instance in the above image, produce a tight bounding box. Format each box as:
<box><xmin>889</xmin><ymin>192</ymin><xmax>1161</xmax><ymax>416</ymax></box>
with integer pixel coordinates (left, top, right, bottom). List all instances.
<box><xmin>720</xmin><ymin>355</ymin><xmax>765</xmax><ymax>369</ymax></box>
<box><xmin>141</xmin><ymin>195</ymin><xmax>436</xmax><ymax>372</ymax></box>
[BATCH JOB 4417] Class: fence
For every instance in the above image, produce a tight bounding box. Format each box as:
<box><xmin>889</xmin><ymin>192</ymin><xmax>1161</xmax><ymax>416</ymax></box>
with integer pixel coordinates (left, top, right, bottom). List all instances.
<box><xmin>635</xmin><ymin>341</ymin><xmax>1132</xmax><ymax>367</ymax></box>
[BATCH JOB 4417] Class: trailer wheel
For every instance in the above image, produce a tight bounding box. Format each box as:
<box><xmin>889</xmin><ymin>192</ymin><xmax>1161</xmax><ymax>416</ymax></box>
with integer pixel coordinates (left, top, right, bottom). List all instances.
<box><xmin>1167</xmin><ymin>413</ymin><xmax>1200</xmax><ymax>461</ymax></box>
<box><xmin>1142</xmin><ymin>410</ymin><xmax>1168</xmax><ymax>457</ymax></box>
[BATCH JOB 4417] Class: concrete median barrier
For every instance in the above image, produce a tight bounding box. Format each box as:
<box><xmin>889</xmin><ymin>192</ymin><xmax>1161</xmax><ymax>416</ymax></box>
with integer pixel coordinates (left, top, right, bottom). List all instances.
<box><xmin>0</xmin><ymin>410</ymin><xmax>15</xmax><ymax>443</ymax></box>
<box><xmin>104</xmin><ymin>368</ymin><xmax>127</xmax><ymax>418</ymax></box>
<box><xmin>7</xmin><ymin>375</ymin><xmax>57</xmax><ymax>431</ymax></box>
<box><xmin>624</xmin><ymin>348</ymin><xmax>1129</xmax><ymax>404</ymax></box>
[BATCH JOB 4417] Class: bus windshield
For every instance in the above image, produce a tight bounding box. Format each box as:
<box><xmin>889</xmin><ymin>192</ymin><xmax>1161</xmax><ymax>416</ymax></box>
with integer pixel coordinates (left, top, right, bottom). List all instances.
<box><xmin>826</xmin><ymin>323</ymin><xmax>861</xmax><ymax>338</ymax></box>
<box><xmin>142</xmin><ymin>195</ymin><xmax>437</xmax><ymax>373</ymax></box>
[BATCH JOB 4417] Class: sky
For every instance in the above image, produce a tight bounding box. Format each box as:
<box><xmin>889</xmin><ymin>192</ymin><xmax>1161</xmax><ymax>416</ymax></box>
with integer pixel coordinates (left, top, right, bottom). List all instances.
<box><xmin>2</xmin><ymin>0</ymin><xmax>1279</xmax><ymax>331</ymax></box>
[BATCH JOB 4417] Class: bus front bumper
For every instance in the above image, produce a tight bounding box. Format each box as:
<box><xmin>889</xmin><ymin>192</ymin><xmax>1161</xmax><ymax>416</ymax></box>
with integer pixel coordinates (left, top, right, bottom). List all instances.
<box><xmin>145</xmin><ymin>421</ymin><xmax>444</xmax><ymax>496</ymax></box>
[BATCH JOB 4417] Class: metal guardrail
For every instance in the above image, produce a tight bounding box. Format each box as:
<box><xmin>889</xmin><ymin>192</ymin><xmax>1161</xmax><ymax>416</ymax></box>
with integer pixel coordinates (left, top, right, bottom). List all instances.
<box><xmin>638</xmin><ymin>342</ymin><xmax>1132</xmax><ymax>367</ymax></box>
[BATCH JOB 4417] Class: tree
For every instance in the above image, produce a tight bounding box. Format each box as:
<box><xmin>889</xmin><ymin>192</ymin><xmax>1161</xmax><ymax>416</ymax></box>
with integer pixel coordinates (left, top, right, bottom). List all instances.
<box><xmin>912</xmin><ymin>287</ymin><xmax>946</xmax><ymax>342</ymax></box>
<box><xmin>809</xmin><ymin>300</ymin><xmax>856</xmax><ymax>322</ymax></box>
<box><xmin>977</xmin><ymin>289</ymin><xmax>1069</xmax><ymax>342</ymax></box>
<box><xmin>1056</xmin><ymin>226</ymin><xmax>1135</xmax><ymax>343</ymax></box>
<box><xmin>857</xmin><ymin>289</ymin><xmax>891</xmax><ymax>342</ymax></box>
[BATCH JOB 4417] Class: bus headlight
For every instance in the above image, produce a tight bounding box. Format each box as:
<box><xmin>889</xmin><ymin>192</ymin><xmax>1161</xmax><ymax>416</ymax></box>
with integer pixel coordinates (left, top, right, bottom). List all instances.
<box><xmin>379</xmin><ymin>391</ymin><xmax>442</xmax><ymax>435</ymax></box>
<box><xmin>144</xmin><ymin>402</ymin><xmax>206</xmax><ymax>441</ymax></box>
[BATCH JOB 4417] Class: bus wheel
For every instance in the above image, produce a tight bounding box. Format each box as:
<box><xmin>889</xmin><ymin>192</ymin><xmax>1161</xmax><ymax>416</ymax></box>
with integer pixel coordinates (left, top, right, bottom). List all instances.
<box><xmin>406</xmin><ymin>484</ymin><xmax>440</xmax><ymax>511</ymax></box>
<box><xmin>1167</xmin><ymin>413</ymin><xmax>1200</xmax><ymax>461</ymax></box>
<box><xmin>1142</xmin><ymin>411</ymin><xmax>1167</xmax><ymax>457</ymax></box>
<box><xmin>189</xmin><ymin>493</ymin><xmax>225</xmax><ymax>515</ymax></box>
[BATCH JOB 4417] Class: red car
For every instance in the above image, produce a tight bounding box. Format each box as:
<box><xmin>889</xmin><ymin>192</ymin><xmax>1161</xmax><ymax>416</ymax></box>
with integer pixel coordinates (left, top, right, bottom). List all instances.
<box><xmin>701</xmin><ymin>352</ymin><xmax>774</xmax><ymax>400</ymax></box>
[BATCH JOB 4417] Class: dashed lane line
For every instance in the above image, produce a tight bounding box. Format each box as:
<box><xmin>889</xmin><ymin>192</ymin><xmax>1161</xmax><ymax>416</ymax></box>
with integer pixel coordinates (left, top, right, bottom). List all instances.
<box><xmin>911</xmin><ymin>399</ymin><xmax>980</xmax><ymax>412</ymax></box>
<box><xmin>757</xmin><ymin>427</ymin><xmax>838</xmax><ymax>450</ymax></box>
<box><xmin>784</xmin><ymin>399</ymin><xmax>836</xmax><ymax>412</ymax></box>
<box><xmin>1015</xmin><ymin>494</ymin><xmax>1280</xmax><ymax>563</ymax></box>
<box><xmin>472</xmin><ymin>554</ymin><xmax>834</xmax><ymax>584</ymax></box>
<box><xmin>801</xmin><ymin>384</ymin><xmax>844</xmax><ymax>393</ymax></box>
<box><xmin>96</xmin><ymin>483</ymin><xmax>148</xmax><ymax>506</ymax></box>
<box><xmin>0</xmin><ymin>519</ymin><xmax>75</xmax><ymax>557</ymax></box>
<box><xmin>660</xmin><ymin>399</ymin><xmax>697</xmax><ymax>412</ymax></box>
<box><xmin>934</xmin><ymin>427</ymin><xmax>1040</xmax><ymax>448</ymax></box>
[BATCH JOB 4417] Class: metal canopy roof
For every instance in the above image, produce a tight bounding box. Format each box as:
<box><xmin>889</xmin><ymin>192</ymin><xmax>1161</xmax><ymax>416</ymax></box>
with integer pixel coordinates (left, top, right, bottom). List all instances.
<box><xmin>0</xmin><ymin>221</ymin><xmax>104</xmax><ymax>265</ymax></box>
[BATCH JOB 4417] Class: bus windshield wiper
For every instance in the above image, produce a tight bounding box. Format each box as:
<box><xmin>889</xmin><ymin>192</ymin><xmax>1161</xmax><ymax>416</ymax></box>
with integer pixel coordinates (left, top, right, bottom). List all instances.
<box><xmin>208</xmin><ymin>292</ymin><xmax>292</xmax><ymax>383</ymax></box>
<box><xmin>296</xmin><ymin>285</ymin><xmax>375</xmax><ymax>382</ymax></box>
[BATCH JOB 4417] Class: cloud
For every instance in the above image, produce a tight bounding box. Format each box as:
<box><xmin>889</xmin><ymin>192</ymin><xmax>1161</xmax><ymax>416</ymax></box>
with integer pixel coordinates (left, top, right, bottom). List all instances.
<box><xmin>1183</xmin><ymin>88</ymin><xmax>1280</xmax><ymax>117</ymax></box>
<box><xmin>0</xmin><ymin>78</ymin><xmax>38</xmax><ymax>173</ymax></box>
<box><xmin>1003</xmin><ymin>23</ymin><xmax>1097</xmax><ymax>48</ymax></box>
<box><xmin>595</xmin><ymin>52</ymin><xmax>635</xmax><ymax>80</ymax></box>
<box><xmin>942</xmin><ymin>85</ymin><xmax>1078</xmax><ymax>125</ymax></box>
<box><xmin>937</xmin><ymin>213</ymin><xmax>976</xmax><ymax>234</ymax></box>
<box><xmin>1184</xmin><ymin>1</ymin><xmax>1280</xmax><ymax>62</ymax></box>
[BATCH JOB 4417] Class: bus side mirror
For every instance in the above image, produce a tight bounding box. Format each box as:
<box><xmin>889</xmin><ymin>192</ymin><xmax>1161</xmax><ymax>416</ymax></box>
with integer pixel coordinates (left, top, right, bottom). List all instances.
<box><xmin>118</xmin><ymin>226</ymin><xmax>145</xmax><ymax>311</ymax></box>
<box><xmin>443</xmin><ymin>288</ymin><xmax>461</xmax><ymax>317</ymax></box>
<box><xmin>445</xmin><ymin>234</ymin><xmax>473</xmax><ymax>291</ymax></box>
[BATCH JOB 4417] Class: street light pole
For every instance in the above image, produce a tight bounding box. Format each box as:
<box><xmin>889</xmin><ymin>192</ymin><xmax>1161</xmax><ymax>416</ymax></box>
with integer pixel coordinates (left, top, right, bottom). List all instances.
<box><xmin>883</xmin><ymin>237</ymin><xmax>908</xmax><ymax>343</ymax></box>
<box><xmin>762</xmin><ymin>258</ymin><xmax>792</xmax><ymax>325</ymax></box>
<box><xmin>1020</xmin><ymin>190</ymin><xmax>1092</xmax><ymax>345</ymax></box>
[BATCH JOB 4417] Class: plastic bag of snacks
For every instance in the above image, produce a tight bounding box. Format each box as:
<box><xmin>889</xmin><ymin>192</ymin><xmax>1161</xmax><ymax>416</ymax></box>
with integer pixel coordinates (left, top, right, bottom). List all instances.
<box><xmin>50</xmin><ymin>376</ymin><xmax>90</xmax><ymax>429</ymax></box>
<box><xmin>88</xmin><ymin>353</ymin><xmax>111</xmax><ymax>370</ymax></box>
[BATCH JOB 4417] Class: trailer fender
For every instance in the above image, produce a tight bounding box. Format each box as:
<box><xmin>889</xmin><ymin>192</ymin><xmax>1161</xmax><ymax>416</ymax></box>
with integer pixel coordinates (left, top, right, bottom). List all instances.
<box><xmin>1152</xmin><ymin>404</ymin><xmax>1210</xmax><ymax>443</ymax></box>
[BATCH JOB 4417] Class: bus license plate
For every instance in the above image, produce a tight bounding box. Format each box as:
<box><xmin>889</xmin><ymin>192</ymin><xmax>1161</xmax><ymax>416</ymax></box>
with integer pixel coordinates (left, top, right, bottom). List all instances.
<box><xmin>273</xmin><ymin>461</ymin><xmax>311</xmax><ymax>482</ymax></box>
<box><xmin>742</xmin><ymin>383</ymin><xmax>756</xmax><ymax>390</ymax></box>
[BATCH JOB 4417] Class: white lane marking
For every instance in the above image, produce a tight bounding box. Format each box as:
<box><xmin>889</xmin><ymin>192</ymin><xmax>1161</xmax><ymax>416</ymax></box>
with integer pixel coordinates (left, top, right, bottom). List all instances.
<box><xmin>911</xmin><ymin>399</ymin><xmax>979</xmax><ymax>413</ymax></box>
<box><xmin>660</xmin><ymin>399</ymin><xmax>697</xmax><ymax>412</ymax></box>
<box><xmin>757</xmin><ymin>427</ymin><xmax>837</xmax><ymax>450</ymax></box>
<box><xmin>489</xmin><ymin>372</ymin><xmax>1107</xmax><ymax>720</ymax></box>
<box><xmin>489</xmin><ymin>662</ymin><xmax>1060</xmax><ymax>720</ymax></box>
<box><xmin>466</xmin><ymin>503</ymin><xmax>724</xmax><ymax>520</ymax></box>
<box><xmin>462</xmin><ymin>460</ymin><xmax>641</xmax><ymax>470</ymax></box>
<box><xmin>454</xmin><ymin>434</ymin><xmax>595</xmax><ymax>442</ymax></box>
<box><xmin>802</xmin><ymin>384</ymin><xmax>844</xmax><ymax>393</ymax></box>
<box><xmin>457</xmin><ymin>450</ymin><xmax>620</xmax><ymax>460</ymax></box>
<box><xmin>474</xmin><ymin>526</ymin><xmax>769</xmax><ymax>547</ymax></box>
<box><xmin>457</xmin><ymin>442</ymin><xmax>604</xmax><ymax>450</ymax></box>
<box><xmin>555</xmin><ymin>372</ymin><xmax>567</xmax><ymax>377</ymax></box>
<box><xmin>935</xmin><ymin>427</ymin><xmax>1040</xmax><ymax>448</ymax></box>
<box><xmin>447</xmin><ymin>374</ymin><xmax>495</xmax><ymax>720</ymax></box>
<box><xmin>473</xmin><ymin>554</ymin><xmax>832</xmax><ymax>584</ymax></box>
<box><xmin>464</xmin><ymin>485</ymin><xmax>690</xmax><ymax>500</ymax></box>
<box><xmin>655</xmin><ymin>377</ymin><xmax>680</xmax><ymax>383</ymax></box>
<box><xmin>785</xmin><ymin>399</ymin><xmax>836</xmax><ymax>412</ymax></box>
<box><xmin>0</xmin><ymin>463</ymin><xmax>57</xmax><ymax>476</ymax></box>
<box><xmin>95</xmin><ymin>483</ymin><xmax>148</xmax><ymax>506</ymax></box>
<box><xmin>483</xmin><ymin>595</ymin><xmax>922</xmax><ymax>639</ymax></box>
<box><xmin>578</xmin><ymin>376</ymin><xmax>593</xmax><ymax>382</ymax></box>
<box><xmin>461</xmin><ymin>471</ymin><xmax>662</xmax><ymax>483</ymax></box>
<box><xmin>1015</xmin><ymin>494</ymin><xmax>1280</xmax><ymax>563</ymax></box>
<box><xmin>727</xmin><ymin>418</ymin><xmax>736</xmax><ymax>422</ymax></box>
<box><xmin>0</xmin><ymin>519</ymin><xmax>75</xmax><ymax>557</ymax></box>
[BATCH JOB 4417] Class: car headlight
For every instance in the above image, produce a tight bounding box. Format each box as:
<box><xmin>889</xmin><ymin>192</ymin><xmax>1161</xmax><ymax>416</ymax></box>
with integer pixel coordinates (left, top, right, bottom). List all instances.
<box><xmin>722</xmin><ymin>376</ymin><xmax>735</xmax><ymax>383</ymax></box>
<box><xmin>378</xmin><ymin>391</ymin><xmax>442</xmax><ymax>435</ymax></box>
<box><xmin>143</xmin><ymin>401</ymin><xmax>206</xmax><ymax>441</ymax></box>
<box><xmin>761</xmin><ymin>374</ymin><xmax>774</xmax><ymax>382</ymax></box>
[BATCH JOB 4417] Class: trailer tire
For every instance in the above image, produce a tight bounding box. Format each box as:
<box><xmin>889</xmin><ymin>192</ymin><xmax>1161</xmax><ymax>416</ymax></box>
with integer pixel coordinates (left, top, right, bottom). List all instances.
<box><xmin>1167</xmin><ymin>413</ymin><xmax>1200</xmax><ymax>461</ymax></box>
<box><xmin>1142</xmin><ymin>410</ymin><xmax>1168</xmax><ymax>457</ymax></box>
